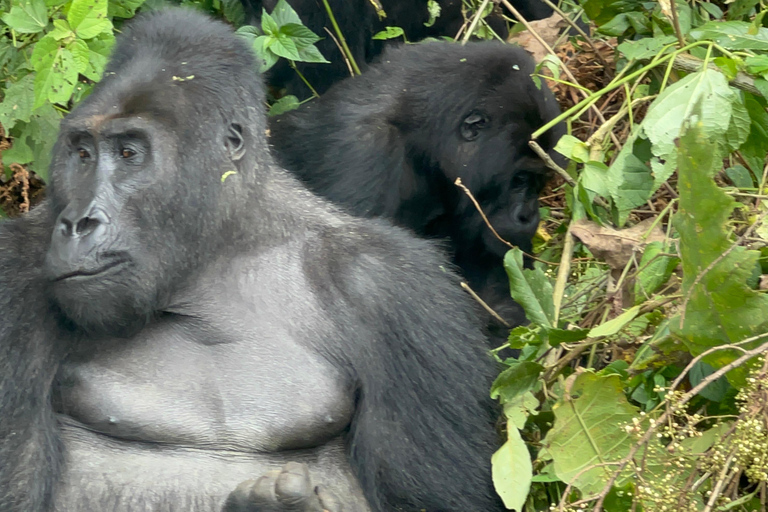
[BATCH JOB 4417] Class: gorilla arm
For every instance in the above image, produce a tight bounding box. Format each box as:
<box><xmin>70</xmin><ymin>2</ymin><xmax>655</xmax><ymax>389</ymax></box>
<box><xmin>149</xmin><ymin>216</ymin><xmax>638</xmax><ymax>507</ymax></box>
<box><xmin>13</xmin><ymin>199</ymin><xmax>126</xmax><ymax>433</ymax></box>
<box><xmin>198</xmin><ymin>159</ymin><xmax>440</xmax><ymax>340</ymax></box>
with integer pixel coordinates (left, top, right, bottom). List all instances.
<box><xmin>315</xmin><ymin>223</ymin><xmax>504</xmax><ymax>511</ymax></box>
<box><xmin>0</xmin><ymin>203</ymin><xmax>63</xmax><ymax>512</ymax></box>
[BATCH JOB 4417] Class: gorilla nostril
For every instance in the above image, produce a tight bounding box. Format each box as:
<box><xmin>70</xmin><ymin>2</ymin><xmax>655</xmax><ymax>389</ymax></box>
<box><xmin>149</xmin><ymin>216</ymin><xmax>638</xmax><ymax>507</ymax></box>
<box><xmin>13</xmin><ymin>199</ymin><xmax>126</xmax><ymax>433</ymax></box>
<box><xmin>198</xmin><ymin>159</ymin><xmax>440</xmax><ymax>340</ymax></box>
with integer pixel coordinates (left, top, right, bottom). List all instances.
<box><xmin>60</xmin><ymin>219</ymin><xmax>74</xmax><ymax>237</ymax></box>
<box><xmin>74</xmin><ymin>216</ymin><xmax>101</xmax><ymax>237</ymax></box>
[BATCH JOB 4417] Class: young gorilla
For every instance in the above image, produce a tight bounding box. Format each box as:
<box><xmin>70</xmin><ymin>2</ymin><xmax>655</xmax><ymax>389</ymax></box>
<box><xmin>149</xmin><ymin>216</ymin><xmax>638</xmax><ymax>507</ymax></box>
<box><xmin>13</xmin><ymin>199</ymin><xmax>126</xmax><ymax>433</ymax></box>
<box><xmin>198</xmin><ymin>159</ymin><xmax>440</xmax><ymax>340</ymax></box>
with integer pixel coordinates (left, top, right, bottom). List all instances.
<box><xmin>269</xmin><ymin>42</ymin><xmax>564</xmax><ymax>336</ymax></box>
<box><xmin>0</xmin><ymin>9</ymin><xmax>504</xmax><ymax>512</ymax></box>
<box><xmin>238</xmin><ymin>0</ymin><xmax>511</xmax><ymax>99</ymax></box>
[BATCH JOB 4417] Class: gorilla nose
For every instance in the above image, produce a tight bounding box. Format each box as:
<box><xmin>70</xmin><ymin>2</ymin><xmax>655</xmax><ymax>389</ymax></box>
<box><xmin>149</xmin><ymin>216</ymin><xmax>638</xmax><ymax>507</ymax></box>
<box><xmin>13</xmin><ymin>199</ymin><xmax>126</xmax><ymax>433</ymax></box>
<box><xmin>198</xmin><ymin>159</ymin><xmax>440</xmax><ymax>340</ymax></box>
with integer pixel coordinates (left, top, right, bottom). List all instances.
<box><xmin>513</xmin><ymin>203</ymin><xmax>540</xmax><ymax>235</ymax></box>
<box><xmin>58</xmin><ymin>208</ymin><xmax>108</xmax><ymax>238</ymax></box>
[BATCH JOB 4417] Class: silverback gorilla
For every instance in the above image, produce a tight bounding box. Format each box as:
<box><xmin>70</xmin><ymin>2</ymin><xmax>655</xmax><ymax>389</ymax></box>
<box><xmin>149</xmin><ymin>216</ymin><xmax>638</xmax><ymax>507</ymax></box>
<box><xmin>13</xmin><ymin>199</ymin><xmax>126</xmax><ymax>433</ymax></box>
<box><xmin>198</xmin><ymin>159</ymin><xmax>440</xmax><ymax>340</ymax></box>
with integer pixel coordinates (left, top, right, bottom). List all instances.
<box><xmin>0</xmin><ymin>9</ymin><xmax>504</xmax><ymax>512</ymax></box>
<box><xmin>269</xmin><ymin>42</ymin><xmax>564</xmax><ymax>336</ymax></box>
<box><xmin>239</xmin><ymin>0</ymin><xmax>511</xmax><ymax>99</ymax></box>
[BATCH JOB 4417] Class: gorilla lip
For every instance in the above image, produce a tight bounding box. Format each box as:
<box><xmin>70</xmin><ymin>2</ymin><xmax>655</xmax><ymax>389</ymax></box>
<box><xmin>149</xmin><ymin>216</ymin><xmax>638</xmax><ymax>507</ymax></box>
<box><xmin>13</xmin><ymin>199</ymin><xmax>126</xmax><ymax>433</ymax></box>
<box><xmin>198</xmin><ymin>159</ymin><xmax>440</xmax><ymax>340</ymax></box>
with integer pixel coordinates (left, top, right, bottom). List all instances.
<box><xmin>52</xmin><ymin>258</ymin><xmax>128</xmax><ymax>282</ymax></box>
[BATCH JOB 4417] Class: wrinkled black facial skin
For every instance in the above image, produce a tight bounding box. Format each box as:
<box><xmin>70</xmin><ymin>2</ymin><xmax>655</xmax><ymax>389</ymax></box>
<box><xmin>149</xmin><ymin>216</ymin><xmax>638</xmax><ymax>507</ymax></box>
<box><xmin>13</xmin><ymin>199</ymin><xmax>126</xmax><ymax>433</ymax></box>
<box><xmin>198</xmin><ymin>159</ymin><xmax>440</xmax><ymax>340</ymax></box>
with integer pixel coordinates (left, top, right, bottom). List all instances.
<box><xmin>238</xmin><ymin>0</ymin><xmax>514</xmax><ymax>100</ymax></box>
<box><xmin>269</xmin><ymin>41</ymin><xmax>565</xmax><ymax>336</ymax></box>
<box><xmin>0</xmin><ymin>8</ymin><xmax>504</xmax><ymax>512</ymax></box>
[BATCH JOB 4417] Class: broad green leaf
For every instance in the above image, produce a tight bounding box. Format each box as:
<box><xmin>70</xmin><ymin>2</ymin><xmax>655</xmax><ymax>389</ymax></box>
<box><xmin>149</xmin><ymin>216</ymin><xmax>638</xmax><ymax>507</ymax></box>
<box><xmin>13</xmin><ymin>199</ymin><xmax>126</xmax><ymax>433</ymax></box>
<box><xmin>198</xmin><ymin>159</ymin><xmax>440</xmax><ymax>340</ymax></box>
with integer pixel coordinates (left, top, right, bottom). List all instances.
<box><xmin>634</xmin><ymin>241</ymin><xmax>680</xmax><ymax>302</ymax></box>
<box><xmin>0</xmin><ymin>73</ymin><xmax>35</xmax><ymax>129</ymax></box>
<box><xmin>1</xmin><ymin>0</ymin><xmax>47</xmax><ymax>34</ymax></box>
<box><xmin>688</xmin><ymin>361</ymin><xmax>731</xmax><ymax>402</ymax></box>
<box><xmin>740</xmin><ymin>93</ymin><xmax>768</xmax><ymax>175</ymax></box>
<box><xmin>108</xmin><ymin>0</ymin><xmax>147</xmax><ymax>19</ymax></box>
<box><xmin>32</xmin><ymin>39</ymin><xmax>78</xmax><ymax>108</ymax></box>
<box><xmin>588</xmin><ymin>305</ymin><xmax>642</xmax><ymax>338</ymax></box>
<box><xmin>547</xmin><ymin>327</ymin><xmax>590</xmax><ymax>346</ymax></box>
<box><xmin>617</xmin><ymin>36</ymin><xmax>676</xmax><ymax>60</ymax></box>
<box><xmin>373</xmin><ymin>26</ymin><xmax>405</xmax><ymax>40</ymax></box>
<box><xmin>270</xmin><ymin>0</ymin><xmax>303</xmax><ymax>27</ymax></box>
<box><xmin>504</xmin><ymin>248</ymin><xmax>554</xmax><ymax>328</ymax></box>
<box><xmin>554</xmin><ymin>134</ymin><xmax>589</xmax><ymax>163</ymax></box>
<box><xmin>50</xmin><ymin>19</ymin><xmax>75</xmax><ymax>40</ymax></box>
<box><xmin>26</xmin><ymin>103</ymin><xmax>61</xmax><ymax>180</ymax></box>
<box><xmin>725</xmin><ymin>164</ymin><xmax>755</xmax><ymax>188</ymax></box>
<box><xmin>253</xmin><ymin>35</ymin><xmax>279</xmax><ymax>72</ymax></box>
<box><xmin>691</xmin><ymin>21</ymin><xmax>768</xmax><ymax>50</ymax></box>
<box><xmin>3</xmin><ymin>131</ymin><xmax>34</xmax><ymax>165</ymax></box>
<box><xmin>267</xmin><ymin>33</ymin><xmax>300</xmax><ymax>61</ymax></box>
<box><xmin>296</xmin><ymin>44</ymin><xmax>329</xmax><ymax>64</ymax></box>
<box><xmin>83</xmin><ymin>32</ymin><xmax>114</xmax><ymax>81</ymax></box>
<box><xmin>261</xmin><ymin>11</ymin><xmax>279</xmax><ymax>36</ymax></box>
<box><xmin>503</xmin><ymin>391</ymin><xmax>539</xmax><ymax>429</ymax></box>
<box><xmin>68</xmin><ymin>0</ymin><xmax>111</xmax><ymax>39</ymax></box>
<box><xmin>492</xmin><ymin>425</ymin><xmax>532</xmax><ymax>511</ymax></box>
<box><xmin>672</xmin><ymin>108</ymin><xmax>768</xmax><ymax>376</ymax></box>
<box><xmin>67</xmin><ymin>39</ymin><xmax>90</xmax><ymax>74</ymax></box>
<box><xmin>268</xmin><ymin>95</ymin><xmax>300</xmax><ymax>116</ymax></box>
<box><xmin>279</xmin><ymin>23</ymin><xmax>321</xmax><ymax>49</ymax></box>
<box><xmin>490</xmin><ymin>361</ymin><xmax>543</xmax><ymax>403</ymax></box>
<box><xmin>727</xmin><ymin>0</ymin><xmax>759</xmax><ymax>20</ymax></box>
<box><xmin>543</xmin><ymin>372</ymin><xmax>657</xmax><ymax>496</ymax></box>
<box><xmin>581</xmin><ymin>0</ymin><xmax>644</xmax><ymax>27</ymax></box>
<box><xmin>580</xmin><ymin>161</ymin><xmax>612</xmax><ymax>198</ymax></box>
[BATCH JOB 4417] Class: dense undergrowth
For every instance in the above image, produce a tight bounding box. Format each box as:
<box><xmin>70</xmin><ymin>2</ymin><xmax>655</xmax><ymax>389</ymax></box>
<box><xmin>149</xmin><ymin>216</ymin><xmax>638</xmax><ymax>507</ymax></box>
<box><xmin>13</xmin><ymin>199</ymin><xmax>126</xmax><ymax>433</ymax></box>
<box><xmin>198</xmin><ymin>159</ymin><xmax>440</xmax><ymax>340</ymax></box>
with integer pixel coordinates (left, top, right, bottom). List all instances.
<box><xmin>3</xmin><ymin>0</ymin><xmax>768</xmax><ymax>509</ymax></box>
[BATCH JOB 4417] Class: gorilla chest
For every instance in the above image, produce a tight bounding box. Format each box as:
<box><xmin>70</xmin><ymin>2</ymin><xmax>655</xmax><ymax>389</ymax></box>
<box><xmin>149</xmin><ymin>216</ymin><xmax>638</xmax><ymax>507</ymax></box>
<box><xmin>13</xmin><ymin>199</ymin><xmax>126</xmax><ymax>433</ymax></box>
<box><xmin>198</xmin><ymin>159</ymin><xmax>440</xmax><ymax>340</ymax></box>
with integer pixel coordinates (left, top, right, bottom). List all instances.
<box><xmin>55</xmin><ymin>317</ymin><xmax>355</xmax><ymax>452</ymax></box>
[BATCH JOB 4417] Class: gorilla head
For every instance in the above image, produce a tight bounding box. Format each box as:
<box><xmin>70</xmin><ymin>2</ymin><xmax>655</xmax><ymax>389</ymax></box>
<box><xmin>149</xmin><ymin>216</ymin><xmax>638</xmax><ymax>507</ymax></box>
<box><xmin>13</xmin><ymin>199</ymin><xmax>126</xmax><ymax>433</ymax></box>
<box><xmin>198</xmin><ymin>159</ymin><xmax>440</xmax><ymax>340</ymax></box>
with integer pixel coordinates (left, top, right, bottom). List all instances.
<box><xmin>269</xmin><ymin>42</ymin><xmax>564</xmax><ymax>329</ymax></box>
<box><xmin>43</xmin><ymin>12</ymin><xmax>269</xmax><ymax>336</ymax></box>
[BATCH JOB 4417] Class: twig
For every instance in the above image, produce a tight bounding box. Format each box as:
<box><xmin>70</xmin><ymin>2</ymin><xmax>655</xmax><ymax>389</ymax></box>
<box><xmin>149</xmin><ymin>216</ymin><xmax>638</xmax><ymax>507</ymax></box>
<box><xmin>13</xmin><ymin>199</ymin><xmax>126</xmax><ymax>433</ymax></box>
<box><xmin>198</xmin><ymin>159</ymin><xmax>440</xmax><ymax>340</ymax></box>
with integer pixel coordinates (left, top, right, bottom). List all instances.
<box><xmin>667</xmin><ymin>0</ymin><xmax>686</xmax><ymax>48</ymax></box>
<box><xmin>591</xmin><ymin>340</ymin><xmax>768</xmax><ymax>511</ymax></box>
<box><xmin>460</xmin><ymin>282</ymin><xmax>511</xmax><ymax>327</ymax></box>
<box><xmin>535</xmin><ymin>0</ymin><xmax>607</xmax><ymax>68</ymax></box>
<box><xmin>461</xmin><ymin>0</ymin><xmax>490</xmax><ymax>44</ymax></box>
<box><xmin>323</xmin><ymin>27</ymin><xmax>354</xmax><ymax>78</ymax></box>
<box><xmin>320</xmin><ymin>0</ymin><xmax>361</xmax><ymax>75</ymax></box>
<box><xmin>499</xmin><ymin>0</ymin><xmax>622</xmax><ymax>149</ymax></box>
<box><xmin>552</xmin><ymin>225</ymin><xmax>574</xmax><ymax>324</ymax></box>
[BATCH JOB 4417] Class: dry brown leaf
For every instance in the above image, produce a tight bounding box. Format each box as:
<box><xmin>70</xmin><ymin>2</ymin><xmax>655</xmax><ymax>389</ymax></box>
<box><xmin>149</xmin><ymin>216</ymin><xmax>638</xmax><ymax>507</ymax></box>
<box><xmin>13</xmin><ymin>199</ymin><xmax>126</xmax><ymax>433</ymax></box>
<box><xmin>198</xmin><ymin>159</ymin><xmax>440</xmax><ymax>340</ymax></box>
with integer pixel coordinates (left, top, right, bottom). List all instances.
<box><xmin>509</xmin><ymin>13</ymin><xmax>568</xmax><ymax>63</ymax></box>
<box><xmin>571</xmin><ymin>218</ymin><xmax>667</xmax><ymax>269</ymax></box>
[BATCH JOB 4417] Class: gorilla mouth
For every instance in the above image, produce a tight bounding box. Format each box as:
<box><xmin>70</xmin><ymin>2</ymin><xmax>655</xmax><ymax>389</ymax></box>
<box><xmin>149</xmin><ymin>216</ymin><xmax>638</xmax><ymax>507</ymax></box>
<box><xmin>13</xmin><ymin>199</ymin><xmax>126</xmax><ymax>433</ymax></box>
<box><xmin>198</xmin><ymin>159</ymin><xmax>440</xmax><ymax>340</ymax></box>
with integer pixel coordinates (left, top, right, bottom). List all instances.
<box><xmin>53</xmin><ymin>258</ymin><xmax>129</xmax><ymax>282</ymax></box>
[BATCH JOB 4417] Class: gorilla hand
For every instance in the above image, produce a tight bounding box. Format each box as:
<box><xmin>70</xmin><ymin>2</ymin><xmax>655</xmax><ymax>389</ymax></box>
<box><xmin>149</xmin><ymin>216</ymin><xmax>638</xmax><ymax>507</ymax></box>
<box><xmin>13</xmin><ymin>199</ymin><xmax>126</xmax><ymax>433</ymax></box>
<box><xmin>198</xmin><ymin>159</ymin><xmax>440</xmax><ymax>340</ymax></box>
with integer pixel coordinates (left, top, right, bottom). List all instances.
<box><xmin>223</xmin><ymin>462</ymin><xmax>342</xmax><ymax>512</ymax></box>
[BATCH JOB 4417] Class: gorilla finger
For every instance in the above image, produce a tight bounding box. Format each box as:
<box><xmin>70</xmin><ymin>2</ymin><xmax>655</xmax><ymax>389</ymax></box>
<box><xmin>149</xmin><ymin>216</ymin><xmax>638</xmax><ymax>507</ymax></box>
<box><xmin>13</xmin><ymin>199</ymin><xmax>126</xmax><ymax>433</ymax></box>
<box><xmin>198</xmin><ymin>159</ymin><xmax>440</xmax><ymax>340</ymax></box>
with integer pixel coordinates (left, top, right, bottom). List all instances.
<box><xmin>274</xmin><ymin>462</ymin><xmax>323</xmax><ymax>510</ymax></box>
<box><xmin>222</xmin><ymin>479</ymin><xmax>258</xmax><ymax>512</ymax></box>
<box><xmin>316</xmin><ymin>485</ymin><xmax>344</xmax><ymax>512</ymax></box>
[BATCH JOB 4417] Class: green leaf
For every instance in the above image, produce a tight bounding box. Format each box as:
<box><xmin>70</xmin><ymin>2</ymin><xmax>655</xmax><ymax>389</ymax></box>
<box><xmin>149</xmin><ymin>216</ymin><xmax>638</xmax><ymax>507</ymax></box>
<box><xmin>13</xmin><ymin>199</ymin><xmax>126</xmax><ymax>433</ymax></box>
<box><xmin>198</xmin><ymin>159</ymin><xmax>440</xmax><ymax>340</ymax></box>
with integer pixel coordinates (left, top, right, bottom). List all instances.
<box><xmin>503</xmin><ymin>391</ymin><xmax>539</xmax><ymax>429</ymax></box>
<box><xmin>26</xmin><ymin>103</ymin><xmax>61</xmax><ymax>180</ymax></box>
<box><xmin>588</xmin><ymin>305</ymin><xmax>642</xmax><ymax>338</ymax></box>
<box><xmin>634</xmin><ymin>241</ymin><xmax>680</xmax><ymax>302</ymax></box>
<box><xmin>1</xmin><ymin>0</ymin><xmax>48</xmax><ymax>34</ymax></box>
<box><xmin>267</xmin><ymin>33</ymin><xmax>301</xmax><ymax>61</ymax></box>
<box><xmin>490</xmin><ymin>361</ymin><xmax>543</xmax><ymax>403</ymax></box>
<box><xmin>548</xmin><ymin>327</ymin><xmax>590</xmax><ymax>346</ymax></box>
<box><xmin>295</xmin><ymin>44</ymin><xmax>329</xmax><ymax>64</ymax></box>
<box><xmin>32</xmin><ymin>36</ymin><xmax>78</xmax><ymax>108</ymax></box>
<box><xmin>424</xmin><ymin>0</ymin><xmax>441</xmax><ymax>27</ymax></box>
<box><xmin>672</xmin><ymin>104</ymin><xmax>768</xmax><ymax>377</ymax></box>
<box><xmin>261</xmin><ymin>10</ymin><xmax>279</xmax><ymax>36</ymax></box>
<box><xmin>3</xmin><ymin>131</ymin><xmax>34</xmax><ymax>165</ymax></box>
<box><xmin>67</xmin><ymin>39</ymin><xmax>90</xmax><ymax>74</ymax></box>
<box><xmin>543</xmin><ymin>372</ymin><xmax>659</xmax><ymax>496</ymax></box>
<box><xmin>50</xmin><ymin>19</ymin><xmax>75</xmax><ymax>40</ymax></box>
<box><xmin>725</xmin><ymin>164</ymin><xmax>754</xmax><ymax>189</ymax></box>
<box><xmin>268</xmin><ymin>95</ymin><xmax>300</xmax><ymax>116</ymax></box>
<box><xmin>492</xmin><ymin>425</ymin><xmax>532</xmax><ymax>511</ymax></box>
<box><xmin>554</xmin><ymin>134</ymin><xmax>589</xmax><ymax>163</ymax></box>
<box><xmin>83</xmin><ymin>32</ymin><xmax>114</xmax><ymax>81</ymax></box>
<box><xmin>270</xmin><ymin>0</ymin><xmax>303</xmax><ymax>26</ymax></box>
<box><xmin>220</xmin><ymin>0</ymin><xmax>246</xmax><ymax>26</ymax></box>
<box><xmin>689</xmin><ymin>361</ymin><xmax>731</xmax><ymax>402</ymax></box>
<box><xmin>617</xmin><ymin>35</ymin><xmax>676</xmax><ymax>60</ymax></box>
<box><xmin>279</xmin><ymin>23</ymin><xmax>321</xmax><ymax>49</ymax></box>
<box><xmin>0</xmin><ymin>73</ymin><xmax>35</xmax><ymax>130</ymax></box>
<box><xmin>373</xmin><ymin>26</ymin><xmax>405</xmax><ymax>40</ymax></box>
<box><xmin>691</xmin><ymin>21</ymin><xmax>768</xmax><ymax>50</ymax></box>
<box><xmin>504</xmin><ymin>248</ymin><xmax>554</xmax><ymax>328</ymax></box>
<box><xmin>68</xmin><ymin>0</ymin><xmax>111</xmax><ymax>39</ymax></box>
<box><xmin>253</xmin><ymin>35</ymin><xmax>279</xmax><ymax>73</ymax></box>
<box><xmin>108</xmin><ymin>0</ymin><xmax>147</xmax><ymax>19</ymax></box>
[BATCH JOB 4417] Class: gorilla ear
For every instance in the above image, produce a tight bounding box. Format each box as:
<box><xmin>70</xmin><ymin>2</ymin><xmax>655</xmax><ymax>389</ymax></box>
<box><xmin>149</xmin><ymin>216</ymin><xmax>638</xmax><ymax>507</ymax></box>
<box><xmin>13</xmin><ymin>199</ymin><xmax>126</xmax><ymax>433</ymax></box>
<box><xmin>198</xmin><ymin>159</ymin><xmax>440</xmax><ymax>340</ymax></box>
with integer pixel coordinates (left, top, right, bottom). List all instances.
<box><xmin>460</xmin><ymin>111</ymin><xmax>489</xmax><ymax>141</ymax></box>
<box><xmin>225</xmin><ymin>123</ymin><xmax>246</xmax><ymax>161</ymax></box>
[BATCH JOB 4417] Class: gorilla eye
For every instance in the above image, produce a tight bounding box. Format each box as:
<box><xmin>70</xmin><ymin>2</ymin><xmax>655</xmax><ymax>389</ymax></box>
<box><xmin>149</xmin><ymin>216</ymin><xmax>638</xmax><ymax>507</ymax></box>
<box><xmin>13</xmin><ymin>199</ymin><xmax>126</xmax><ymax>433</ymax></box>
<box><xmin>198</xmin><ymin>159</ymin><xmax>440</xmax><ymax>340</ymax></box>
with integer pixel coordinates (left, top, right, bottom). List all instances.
<box><xmin>460</xmin><ymin>111</ymin><xmax>489</xmax><ymax>141</ymax></box>
<box><xmin>121</xmin><ymin>148</ymin><xmax>136</xmax><ymax>159</ymax></box>
<box><xmin>78</xmin><ymin>148</ymin><xmax>90</xmax><ymax>159</ymax></box>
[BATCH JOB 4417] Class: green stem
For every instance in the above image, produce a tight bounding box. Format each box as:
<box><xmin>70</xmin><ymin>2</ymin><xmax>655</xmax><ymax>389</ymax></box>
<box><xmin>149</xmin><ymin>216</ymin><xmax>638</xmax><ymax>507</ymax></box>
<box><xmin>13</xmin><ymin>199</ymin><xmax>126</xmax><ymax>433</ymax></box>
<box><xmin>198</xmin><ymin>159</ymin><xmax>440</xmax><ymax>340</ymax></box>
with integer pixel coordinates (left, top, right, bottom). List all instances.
<box><xmin>289</xmin><ymin>61</ymin><xmax>320</xmax><ymax>98</ymax></box>
<box><xmin>532</xmin><ymin>41</ymin><xmax>716</xmax><ymax>140</ymax></box>
<box><xmin>321</xmin><ymin>0</ymin><xmax>361</xmax><ymax>75</ymax></box>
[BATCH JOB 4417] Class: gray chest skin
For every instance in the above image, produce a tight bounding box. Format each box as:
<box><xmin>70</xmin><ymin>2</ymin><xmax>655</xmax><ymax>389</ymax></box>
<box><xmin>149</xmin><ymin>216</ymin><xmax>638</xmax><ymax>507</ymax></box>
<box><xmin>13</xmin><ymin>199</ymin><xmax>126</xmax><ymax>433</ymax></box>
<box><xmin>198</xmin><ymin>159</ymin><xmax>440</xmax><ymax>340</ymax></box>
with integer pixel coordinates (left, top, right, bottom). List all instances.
<box><xmin>53</xmin><ymin>242</ymin><xmax>368</xmax><ymax>511</ymax></box>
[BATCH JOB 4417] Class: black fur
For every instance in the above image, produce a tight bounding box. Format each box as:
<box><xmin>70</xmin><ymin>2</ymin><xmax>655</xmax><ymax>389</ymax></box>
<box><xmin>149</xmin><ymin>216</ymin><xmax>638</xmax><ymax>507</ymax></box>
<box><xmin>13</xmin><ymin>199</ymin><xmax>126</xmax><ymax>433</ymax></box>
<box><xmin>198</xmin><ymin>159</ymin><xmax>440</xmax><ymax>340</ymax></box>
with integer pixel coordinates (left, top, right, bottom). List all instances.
<box><xmin>269</xmin><ymin>41</ymin><xmax>565</xmax><ymax>336</ymax></box>
<box><xmin>0</xmin><ymin>8</ymin><xmax>503</xmax><ymax>512</ymax></box>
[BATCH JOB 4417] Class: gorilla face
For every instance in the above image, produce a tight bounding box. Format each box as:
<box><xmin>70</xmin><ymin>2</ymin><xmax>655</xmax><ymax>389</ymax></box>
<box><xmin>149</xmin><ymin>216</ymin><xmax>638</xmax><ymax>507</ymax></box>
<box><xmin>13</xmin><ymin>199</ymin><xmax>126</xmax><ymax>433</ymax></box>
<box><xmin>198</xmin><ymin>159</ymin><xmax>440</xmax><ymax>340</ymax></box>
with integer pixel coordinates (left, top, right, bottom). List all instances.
<box><xmin>44</xmin><ymin>115</ymin><xmax>176</xmax><ymax>336</ymax></box>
